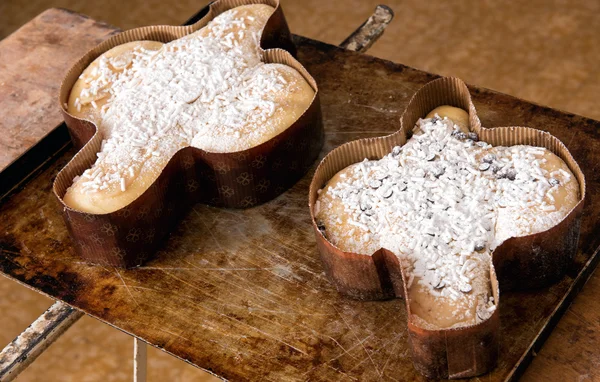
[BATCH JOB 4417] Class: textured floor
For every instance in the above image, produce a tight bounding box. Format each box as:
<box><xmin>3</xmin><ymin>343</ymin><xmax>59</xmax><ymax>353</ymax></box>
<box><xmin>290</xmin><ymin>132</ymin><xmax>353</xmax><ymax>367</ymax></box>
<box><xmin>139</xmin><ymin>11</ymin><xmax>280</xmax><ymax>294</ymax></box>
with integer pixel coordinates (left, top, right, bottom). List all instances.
<box><xmin>1</xmin><ymin>0</ymin><xmax>599</xmax><ymax>381</ymax></box>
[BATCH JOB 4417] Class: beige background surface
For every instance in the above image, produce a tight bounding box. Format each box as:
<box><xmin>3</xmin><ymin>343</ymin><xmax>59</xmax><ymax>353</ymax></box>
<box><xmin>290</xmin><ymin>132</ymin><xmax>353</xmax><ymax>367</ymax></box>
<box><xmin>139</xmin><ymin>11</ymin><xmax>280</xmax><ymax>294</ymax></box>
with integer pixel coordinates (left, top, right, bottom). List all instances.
<box><xmin>0</xmin><ymin>0</ymin><xmax>599</xmax><ymax>381</ymax></box>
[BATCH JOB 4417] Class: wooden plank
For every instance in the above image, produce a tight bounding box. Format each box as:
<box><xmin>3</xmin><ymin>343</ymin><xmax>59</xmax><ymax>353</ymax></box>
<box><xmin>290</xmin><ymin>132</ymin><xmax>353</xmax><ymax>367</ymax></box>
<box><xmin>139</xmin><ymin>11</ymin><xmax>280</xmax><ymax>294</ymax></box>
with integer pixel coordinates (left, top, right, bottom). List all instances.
<box><xmin>0</xmin><ymin>8</ymin><xmax>117</xmax><ymax>172</ymax></box>
<box><xmin>1</xmin><ymin>8</ymin><xmax>600</xmax><ymax>382</ymax></box>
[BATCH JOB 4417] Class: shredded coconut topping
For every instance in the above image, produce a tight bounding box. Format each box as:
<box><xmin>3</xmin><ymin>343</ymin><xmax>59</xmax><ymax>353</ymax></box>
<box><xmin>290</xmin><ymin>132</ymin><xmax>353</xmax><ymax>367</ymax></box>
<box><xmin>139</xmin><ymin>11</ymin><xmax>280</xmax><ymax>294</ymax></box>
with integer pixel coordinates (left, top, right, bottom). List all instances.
<box><xmin>73</xmin><ymin>6</ymin><xmax>298</xmax><ymax>195</ymax></box>
<box><xmin>317</xmin><ymin>115</ymin><xmax>577</xmax><ymax>325</ymax></box>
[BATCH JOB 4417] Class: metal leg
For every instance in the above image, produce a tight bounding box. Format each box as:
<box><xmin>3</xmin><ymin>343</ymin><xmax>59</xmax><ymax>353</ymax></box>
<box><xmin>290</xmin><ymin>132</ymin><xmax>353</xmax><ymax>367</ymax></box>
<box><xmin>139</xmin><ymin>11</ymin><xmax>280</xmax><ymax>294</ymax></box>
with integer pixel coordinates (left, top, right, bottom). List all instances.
<box><xmin>0</xmin><ymin>6</ymin><xmax>395</xmax><ymax>381</ymax></box>
<box><xmin>0</xmin><ymin>301</ymin><xmax>83</xmax><ymax>382</ymax></box>
<box><xmin>339</xmin><ymin>5</ymin><xmax>394</xmax><ymax>53</ymax></box>
<box><xmin>133</xmin><ymin>338</ymin><xmax>147</xmax><ymax>382</ymax></box>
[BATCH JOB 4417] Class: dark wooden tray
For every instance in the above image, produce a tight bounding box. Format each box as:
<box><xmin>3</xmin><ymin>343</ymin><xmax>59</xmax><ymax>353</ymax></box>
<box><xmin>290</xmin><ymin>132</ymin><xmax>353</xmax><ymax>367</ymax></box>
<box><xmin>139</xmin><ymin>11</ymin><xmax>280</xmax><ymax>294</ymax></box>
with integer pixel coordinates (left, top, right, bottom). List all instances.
<box><xmin>1</xmin><ymin>11</ymin><xmax>599</xmax><ymax>382</ymax></box>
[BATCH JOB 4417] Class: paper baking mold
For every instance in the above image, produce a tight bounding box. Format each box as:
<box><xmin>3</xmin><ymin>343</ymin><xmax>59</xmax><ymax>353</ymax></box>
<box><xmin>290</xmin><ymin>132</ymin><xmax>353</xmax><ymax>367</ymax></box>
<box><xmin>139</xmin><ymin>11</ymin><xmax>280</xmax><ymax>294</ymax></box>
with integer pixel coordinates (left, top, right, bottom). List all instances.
<box><xmin>54</xmin><ymin>0</ymin><xmax>323</xmax><ymax>268</ymax></box>
<box><xmin>308</xmin><ymin>77</ymin><xmax>585</xmax><ymax>379</ymax></box>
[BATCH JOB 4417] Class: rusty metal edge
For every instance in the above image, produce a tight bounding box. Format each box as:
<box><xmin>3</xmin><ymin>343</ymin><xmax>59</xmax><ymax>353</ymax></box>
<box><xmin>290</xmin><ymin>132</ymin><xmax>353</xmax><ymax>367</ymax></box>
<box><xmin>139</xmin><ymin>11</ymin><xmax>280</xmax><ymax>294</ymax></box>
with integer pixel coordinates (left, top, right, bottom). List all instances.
<box><xmin>0</xmin><ymin>269</ymin><xmax>230</xmax><ymax>381</ymax></box>
<box><xmin>0</xmin><ymin>124</ymin><xmax>71</xmax><ymax>204</ymax></box>
<box><xmin>0</xmin><ymin>301</ymin><xmax>83</xmax><ymax>382</ymax></box>
<box><xmin>504</xmin><ymin>245</ymin><xmax>600</xmax><ymax>382</ymax></box>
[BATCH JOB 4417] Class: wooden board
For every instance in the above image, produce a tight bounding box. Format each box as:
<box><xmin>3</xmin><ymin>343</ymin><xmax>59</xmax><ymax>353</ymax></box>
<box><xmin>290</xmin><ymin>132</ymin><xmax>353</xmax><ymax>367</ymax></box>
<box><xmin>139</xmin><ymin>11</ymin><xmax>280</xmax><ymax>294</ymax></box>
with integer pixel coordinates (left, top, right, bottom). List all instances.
<box><xmin>0</xmin><ymin>9</ymin><xmax>117</xmax><ymax>171</ymax></box>
<box><xmin>0</xmin><ymin>9</ymin><xmax>119</xmax><ymax>200</ymax></box>
<box><xmin>1</xmin><ymin>8</ymin><xmax>600</xmax><ymax>382</ymax></box>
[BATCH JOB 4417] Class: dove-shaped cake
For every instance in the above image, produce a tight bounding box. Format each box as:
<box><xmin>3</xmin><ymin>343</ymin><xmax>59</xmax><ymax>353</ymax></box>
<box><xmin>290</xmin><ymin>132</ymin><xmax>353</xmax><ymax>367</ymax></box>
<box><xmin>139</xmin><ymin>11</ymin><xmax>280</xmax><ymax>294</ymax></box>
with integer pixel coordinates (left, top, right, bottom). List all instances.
<box><xmin>54</xmin><ymin>0</ymin><xmax>322</xmax><ymax>268</ymax></box>
<box><xmin>309</xmin><ymin>77</ymin><xmax>585</xmax><ymax>378</ymax></box>
<box><xmin>314</xmin><ymin>106</ymin><xmax>579</xmax><ymax>330</ymax></box>
<box><xmin>64</xmin><ymin>4</ymin><xmax>314</xmax><ymax>214</ymax></box>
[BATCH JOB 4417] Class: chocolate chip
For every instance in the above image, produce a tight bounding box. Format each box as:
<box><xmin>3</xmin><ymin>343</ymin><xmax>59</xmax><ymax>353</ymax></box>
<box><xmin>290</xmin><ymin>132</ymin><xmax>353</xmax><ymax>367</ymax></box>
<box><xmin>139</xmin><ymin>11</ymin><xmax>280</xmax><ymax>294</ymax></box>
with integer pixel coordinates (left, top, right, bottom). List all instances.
<box><xmin>369</xmin><ymin>179</ymin><xmax>382</xmax><ymax>189</ymax></box>
<box><xmin>490</xmin><ymin>164</ymin><xmax>501</xmax><ymax>173</ymax></box>
<box><xmin>474</xmin><ymin>242</ymin><xmax>486</xmax><ymax>251</ymax></box>
<box><xmin>317</xmin><ymin>222</ymin><xmax>326</xmax><ymax>233</ymax></box>
<box><xmin>498</xmin><ymin>169</ymin><xmax>516</xmax><ymax>180</ymax></box>
<box><xmin>392</xmin><ymin>146</ymin><xmax>402</xmax><ymax>156</ymax></box>
<box><xmin>482</xmin><ymin>154</ymin><xmax>496</xmax><ymax>163</ymax></box>
<box><xmin>452</xmin><ymin>130</ymin><xmax>467</xmax><ymax>140</ymax></box>
<box><xmin>479</xmin><ymin>162</ymin><xmax>491</xmax><ymax>171</ymax></box>
<box><xmin>468</xmin><ymin>132</ymin><xmax>479</xmax><ymax>141</ymax></box>
<box><xmin>548</xmin><ymin>177</ymin><xmax>560</xmax><ymax>186</ymax></box>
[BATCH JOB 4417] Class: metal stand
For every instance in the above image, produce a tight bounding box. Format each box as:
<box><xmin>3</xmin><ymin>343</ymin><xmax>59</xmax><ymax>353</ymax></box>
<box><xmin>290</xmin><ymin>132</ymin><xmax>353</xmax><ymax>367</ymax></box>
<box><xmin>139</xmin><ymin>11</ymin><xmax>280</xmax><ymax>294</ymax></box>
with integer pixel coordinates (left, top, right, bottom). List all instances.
<box><xmin>340</xmin><ymin>5</ymin><xmax>393</xmax><ymax>53</ymax></box>
<box><xmin>0</xmin><ymin>302</ymin><xmax>83</xmax><ymax>382</ymax></box>
<box><xmin>133</xmin><ymin>338</ymin><xmax>147</xmax><ymax>382</ymax></box>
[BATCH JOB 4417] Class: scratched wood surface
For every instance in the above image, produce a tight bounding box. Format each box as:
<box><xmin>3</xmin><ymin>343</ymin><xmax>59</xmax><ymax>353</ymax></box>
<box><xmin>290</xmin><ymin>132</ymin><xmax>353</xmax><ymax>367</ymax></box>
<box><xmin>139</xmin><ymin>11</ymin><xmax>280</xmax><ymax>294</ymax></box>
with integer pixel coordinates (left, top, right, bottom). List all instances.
<box><xmin>1</xmin><ymin>8</ymin><xmax>600</xmax><ymax>382</ymax></box>
<box><xmin>0</xmin><ymin>8</ymin><xmax>117</xmax><ymax>171</ymax></box>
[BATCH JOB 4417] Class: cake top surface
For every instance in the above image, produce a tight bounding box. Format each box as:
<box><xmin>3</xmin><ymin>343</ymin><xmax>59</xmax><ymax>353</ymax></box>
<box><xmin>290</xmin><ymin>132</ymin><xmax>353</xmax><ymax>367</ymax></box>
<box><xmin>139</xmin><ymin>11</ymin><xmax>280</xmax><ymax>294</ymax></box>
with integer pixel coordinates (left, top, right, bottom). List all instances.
<box><xmin>316</xmin><ymin>114</ymin><xmax>578</xmax><ymax>319</ymax></box>
<box><xmin>68</xmin><ymin>4</ymin><xmax>313</xmax><ymax>198</ymax></box>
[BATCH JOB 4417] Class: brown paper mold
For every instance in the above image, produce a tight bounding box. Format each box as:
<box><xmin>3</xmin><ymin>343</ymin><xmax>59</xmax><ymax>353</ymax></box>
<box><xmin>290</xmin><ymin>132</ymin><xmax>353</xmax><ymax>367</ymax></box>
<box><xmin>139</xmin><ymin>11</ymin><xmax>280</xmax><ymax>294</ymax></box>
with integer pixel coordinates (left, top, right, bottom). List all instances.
<box><xmin>308</xmin><ymin>77</ymin><xmax>586</xmax><ymax>379</ymax></box>
<box><xmin>53</xmin><ymin>0</ymin><xmax>323</xmax><ymax>268</ymax></box>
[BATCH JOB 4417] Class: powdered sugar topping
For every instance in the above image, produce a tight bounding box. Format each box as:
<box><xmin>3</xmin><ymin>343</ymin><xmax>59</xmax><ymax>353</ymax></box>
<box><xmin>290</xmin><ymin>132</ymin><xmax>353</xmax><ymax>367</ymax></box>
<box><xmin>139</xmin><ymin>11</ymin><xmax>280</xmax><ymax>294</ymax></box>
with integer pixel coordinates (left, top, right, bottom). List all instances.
<box><xmin>317</xmin><ymin>115</ymin><xmax>577</xmax><ymax>324</ymax></box>
<box><xmin>72</xmin><ymin>6</ymin><xmax>300</xmax><ymax>195</ymax></box>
